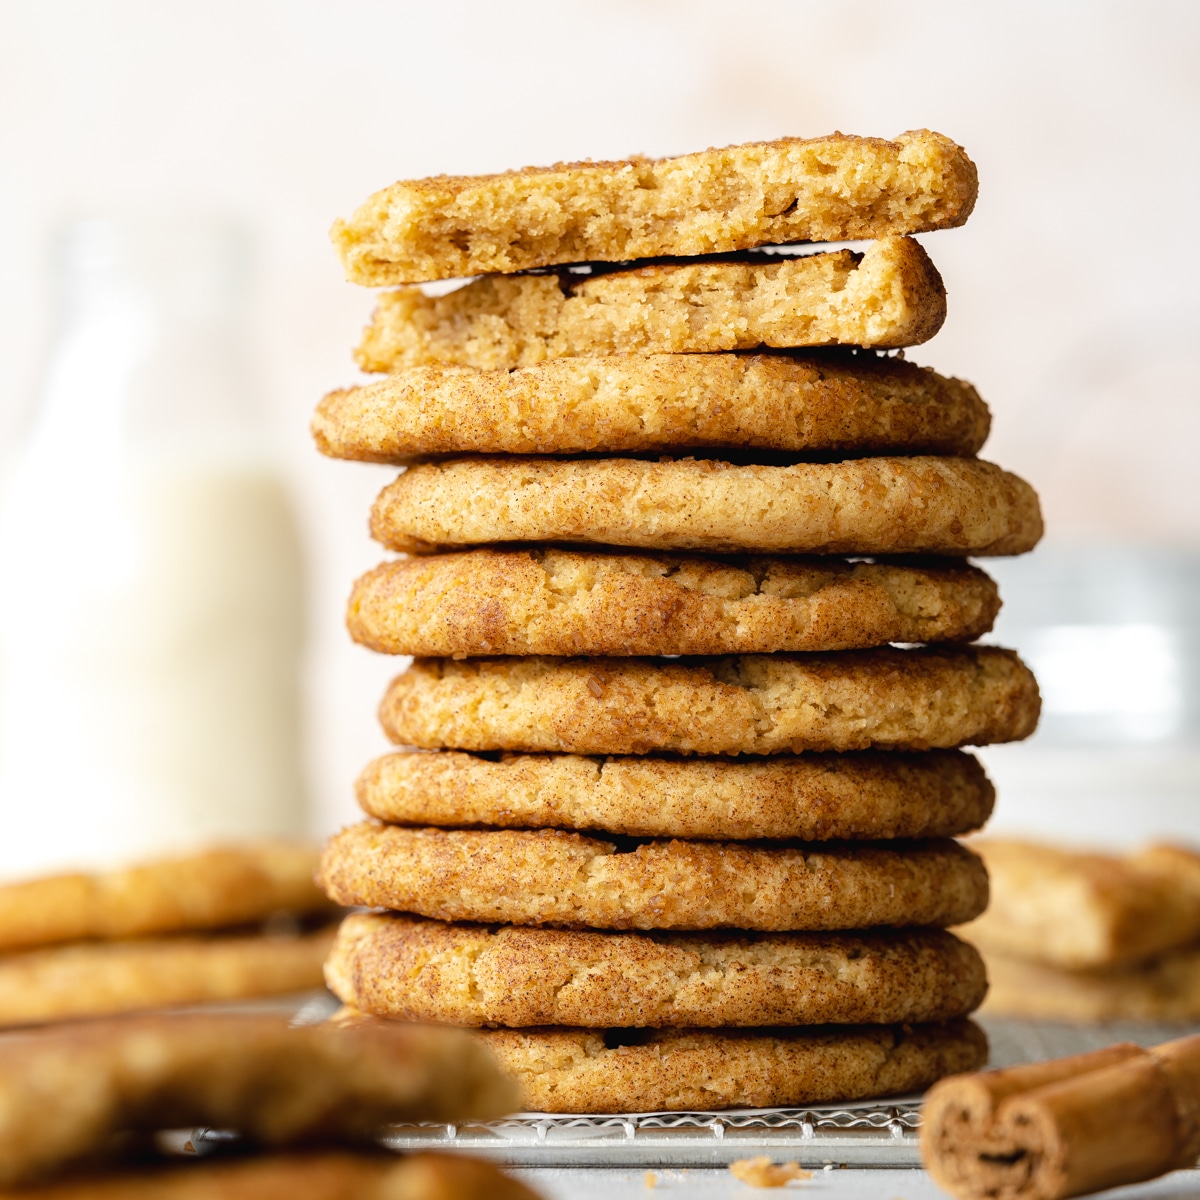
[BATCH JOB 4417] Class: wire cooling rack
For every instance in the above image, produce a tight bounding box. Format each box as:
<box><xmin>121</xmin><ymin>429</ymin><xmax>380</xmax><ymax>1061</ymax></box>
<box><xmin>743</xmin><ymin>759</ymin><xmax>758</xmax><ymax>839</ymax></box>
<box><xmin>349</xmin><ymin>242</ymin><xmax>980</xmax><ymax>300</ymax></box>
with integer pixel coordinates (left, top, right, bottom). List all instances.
<box><xmin>371</xmin><ymin>1015</ymin><xmax>1200</xmax><ymax>1168</ymax></box>
<box><xmin>275</xmin><ymin>994</ymin><xmax>1200</xmax><ymax>1167</ymax></box>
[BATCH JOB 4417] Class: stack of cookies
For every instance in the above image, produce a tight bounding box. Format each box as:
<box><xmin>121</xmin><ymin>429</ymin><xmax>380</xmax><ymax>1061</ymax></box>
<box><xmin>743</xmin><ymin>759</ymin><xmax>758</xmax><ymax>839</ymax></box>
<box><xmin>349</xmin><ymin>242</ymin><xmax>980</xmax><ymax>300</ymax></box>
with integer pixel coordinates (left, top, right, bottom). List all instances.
<box><xmin>314</xmin><ymin>131</ymin><xmax>1043</xmax><ymax>1113</ymax></box>
<box><xmin>0</xmin><ymin>843</ymin><xmax>337</xmax><ymax>1026</ymax></box>
<box><xmin>964</xmin><ymin>839</ymin><xmax>1200</xmax><ymax>1023</ymax></box>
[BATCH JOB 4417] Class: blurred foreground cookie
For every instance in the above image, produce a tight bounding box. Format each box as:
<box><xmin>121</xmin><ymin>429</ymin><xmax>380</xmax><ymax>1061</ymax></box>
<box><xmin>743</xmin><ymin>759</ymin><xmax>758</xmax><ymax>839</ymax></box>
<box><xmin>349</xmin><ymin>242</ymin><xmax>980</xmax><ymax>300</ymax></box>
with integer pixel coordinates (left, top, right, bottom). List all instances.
<box><xmin>356</xmin><ymin>238</ymin><xmax>945</xmax><ymax>371</ymax></box>
<box><xmin>327</xmin><ymin>913</ymin><xmax>987</xmax><ymax>1028</ymax></box>
<box><xmin>480</xmin><ymin>1020</ymin><xmax>987</xmax><ymax>1113</ymax></box>
<box><xmin>356</xmin><ymin>749</ymin><xmax>995</xmax><ymax>842</ymax></box>
<box><xmin>313</xmin><ymin>352</ymin><xmax>991</xmax><ymax>462</ymax></box>
<box><xmin>0</xmin><ymin>843</ymin><xmax>333</xmax><ymax>954</ymax></box>
<box><xmin>378</xmin><ymin>649</ymin><xmax>1041</xmax><ymax>755</ymax></box>
<box><xmin>319</xmin><ymin>825</ymin><xmax>988</xmax><ymax>931</ymax></box>
<box><xmin>333</xmin><ymin>130</ymin><xmax>976</xmax><ymax>284</ymax></box>
<box><xmin>961</xmin><ymin>840</ymin><xmax>1200</xmax><ymax>969</ymax></box>
<box><xmin>0</xmin><ymin>1013</ymin><xmax>517</xmax><ymax>1186</ymax></box>
<box><xmin>0</xmin><ymin>927</ymin><xmax>334</xmax><ymax>1028</ymax></box>
<box><xmin>371</xmin><ymin>456</ymin><xmax>1042</xmax><ymax>557</ymax></box>
<box><xmin>348</xmin><ymin>552</ymin><xmax>1000</xmax><ymax>658</ymax></box>
<box><xmin>980</xmin><ymin>946</ymin><xmax>1200</xmax><ymax>1023</ymax></box>
<box><xmin>0</xmin><ymin>1152</ymin><xmax>539</xmax><ymax>1200</ymax></box>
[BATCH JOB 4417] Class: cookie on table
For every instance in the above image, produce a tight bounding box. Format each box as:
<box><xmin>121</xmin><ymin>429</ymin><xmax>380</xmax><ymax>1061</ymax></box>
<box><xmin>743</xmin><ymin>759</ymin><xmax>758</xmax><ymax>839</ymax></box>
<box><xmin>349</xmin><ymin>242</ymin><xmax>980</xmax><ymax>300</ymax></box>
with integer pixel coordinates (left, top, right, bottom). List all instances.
<box><xmin>0</xmin><ymin>927</ymin><xmax>336</xmax><ymax>1027</ymax></box>
<box><xmin>0</xmin><ymin>843</ymin><xmax>334</xmax><ymax>954</ymax></box>
<box><xmin>960</xmin><ymin>840</ymin><xmax>1200</xmax><ymax>970</ymax></box>
<box><xmin>332</xmin><ymin>130</ymin><xmax>977</xmax><ymax>285</ymax></box>
<box><xmin>355</xmin><ymin>749</ymin><xmax>996</xmax><ymax>842</ymax></box>
<box><xmin>318</xmin><ymin>825</ymin><xmax>989</xmax><ymax>931</ymax></box>
<box><xmin>478</xmin><ymin>1020</ymin><xmax>987</xmax><ymax>1114</ymax></box>
<box><xmin>977</xmin><ymin>945</ymin><xmax>1200</xmax><ymax>1024</ymax></box>
<box><xmin>377</xmin><ymin>649</ymin><xmax>1041</xmax><ymax>756</ymax></box>
<box><xmin>0</xmin><ymin>1013</ymin><xmax>517</xmax><ymax>1186</ymax></box>
<box><xmin>355</xmin><ymin>237</ymin><xmax>944</xmax><ymax>371</ymax></box>
<box><xmin>327</xmin><ymin>913</ymin><xmax>987</xmax><ymax>1028</ymax></box>
<box><xmin>313</xmin><ymin>352</ymin><xmax>991</xmax><ymax>463</ymax></box>
<box><xmin>2</xmin><ymin>1154</ymin><xmax>539</xmax><ymax>1200</ymax></box>
<box><xmin>369</xmin><ymin>456</ymin><xmax>1042</xmax><ymax>557</ymax></box>
<box><xmin>348</xmin><ymin>551</ymin><xmax>1001</xmax><ymax>658</ymax></box>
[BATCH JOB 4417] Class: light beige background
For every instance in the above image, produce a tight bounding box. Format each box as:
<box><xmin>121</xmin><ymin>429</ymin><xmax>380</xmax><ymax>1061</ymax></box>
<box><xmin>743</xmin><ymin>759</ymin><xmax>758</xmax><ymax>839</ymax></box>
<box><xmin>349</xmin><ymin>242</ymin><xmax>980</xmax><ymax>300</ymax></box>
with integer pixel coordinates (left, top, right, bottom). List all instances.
<box><xmin>3</xmin><ymin>0</ymin><xmax>1198</xmax><ymax>838</ymax></box>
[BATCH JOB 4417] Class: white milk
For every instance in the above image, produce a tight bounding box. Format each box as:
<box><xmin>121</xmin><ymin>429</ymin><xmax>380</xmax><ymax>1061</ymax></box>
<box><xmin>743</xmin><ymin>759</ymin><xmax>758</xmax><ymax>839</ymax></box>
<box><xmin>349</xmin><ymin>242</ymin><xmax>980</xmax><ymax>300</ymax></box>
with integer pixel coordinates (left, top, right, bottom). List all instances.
<box><xmin>0</xmin><ymin>219</ymin><xmax>306</xmax><ymax>876</ymax></box>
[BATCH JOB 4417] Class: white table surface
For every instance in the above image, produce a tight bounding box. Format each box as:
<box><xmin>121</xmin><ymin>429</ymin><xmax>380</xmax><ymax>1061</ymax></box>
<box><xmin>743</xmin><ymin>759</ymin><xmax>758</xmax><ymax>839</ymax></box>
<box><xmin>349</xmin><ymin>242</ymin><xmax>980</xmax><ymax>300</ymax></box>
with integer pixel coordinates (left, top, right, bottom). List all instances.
<box><xmin>514</xmin><ymin>1166</ymin><xmax>1200</xmax><ymax>1199</ymax></box>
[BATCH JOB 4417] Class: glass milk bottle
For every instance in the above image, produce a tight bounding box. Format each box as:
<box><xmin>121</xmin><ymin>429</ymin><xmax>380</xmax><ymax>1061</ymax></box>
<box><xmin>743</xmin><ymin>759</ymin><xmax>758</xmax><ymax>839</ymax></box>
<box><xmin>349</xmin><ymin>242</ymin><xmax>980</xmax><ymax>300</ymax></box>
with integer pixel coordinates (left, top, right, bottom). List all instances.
<box><xmin>0</xmin><ymin>219</ymin><xmax>306</xmax><ymax>877</ymax></box>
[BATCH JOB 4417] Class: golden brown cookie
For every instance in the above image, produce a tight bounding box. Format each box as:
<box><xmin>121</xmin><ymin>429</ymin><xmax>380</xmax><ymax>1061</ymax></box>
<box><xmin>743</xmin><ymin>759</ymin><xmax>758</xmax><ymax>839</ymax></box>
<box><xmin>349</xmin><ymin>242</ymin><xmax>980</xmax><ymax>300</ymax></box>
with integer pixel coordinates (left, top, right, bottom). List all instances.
<box><xmin>0</xmin><ymin>843</ymin><xmax>333</xmax><ymax>954</ymax></box>
<box><xmin>0</xmin><ymin>927</ymin><xmax>336</xmax><ymax>1028</ymax></box>
<box><xmin>356</xmin><ymin>749</ymin><xmax>995</xmax><ymax>842</ymax></box>
<box><xmin>370</xmin><ymin>456</ymin><xmax>1042</xmax><ymax>557</ymax></box>
<box><xmin>326</xmin><ymin>913</ymin><xmax>987</xmax><ymax>1028</ymax></box>
<box><xmin>317</xmin><ymin>825</ymin><xmax>988</xmax><ymax>931</ymax></box>
<box><xmin>347</xmin><ymin>551</ymin><xmax>1000</xmax><ymax>658</ymax></box>
<box><xmin>477</xmin><ymin>1020</ymin><xmax>988</xmax><ymax>1113</ymax></box>
<box><xmin>977</xmin><ymin>946</ymin><xmax>1200</xmax><ymax>1023</ymax></box>
<box><xmin>378</xmin><ymin>649</ymin><xmax>1041</xmax><ymax>756</ymax></box>
<box><xmin>355</xmin><ymin>238</ymin><xmax>945</xmax><ymax>371</ymax></box>
<box><xmin>0</xmin><ymin>1153</ymin><xmax>539</xmax><ymax>1200</ymax></box>
<box><xmin>332</xmin><ymin>130</ymin><xmax>977</xmax><ymax>285</ymax></box>
<box><xmin>312</xmin><ymin>352</ymin><xmax>991</xmax><ymax>463</ymax></box>
<box><xmin>0</xmin><ymin>1013</ymin><xmax>517</xmax><ymax>1186</ymax></box>
<box><xmin>960</xmin><ymin>840</ymin><xmax>1200</xmax><ymax>970</ymax></box>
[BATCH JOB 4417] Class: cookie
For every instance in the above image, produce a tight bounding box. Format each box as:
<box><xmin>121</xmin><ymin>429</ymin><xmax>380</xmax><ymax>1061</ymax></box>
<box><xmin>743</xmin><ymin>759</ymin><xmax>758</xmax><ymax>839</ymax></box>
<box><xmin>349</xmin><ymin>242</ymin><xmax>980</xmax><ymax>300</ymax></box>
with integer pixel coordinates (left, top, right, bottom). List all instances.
<box><xmin>317</xmin><ymin>825</ymin><xmax>988</xmax><ymax>931</ymax></box>
<box><xmin>370</xmin><ymin>456</ymin><xmax>1042</xmax><ymax>557</ymax></box>
<box><xmin>0</xmin><ymin>1013</ymin><xmax>517</xmax><ymax>1186</ymax></box>
<box><xmin>0</xmin><ymin>928</ymin><xmax>336</xmax><ymax>1028</ymax></box>
<box><xmin>326</xmin><ymin>913</ymin><xmax>987</xmax><ymax>1028</ymax></box>
<box><xmin>960</xmin><ymin>840</ymin><xmax>1200</xmax><ymax>970</ymax></box>
<box><xmin>355</xmin><ymin>237</ymin><xmax>945</xmax><ymax>372</ymax></box>
<box><xmin>977</xmin><ymin>946</ymin><xmax>1200</xmax><ymax>1023</ymax></box>
<box><xmin>312</xmin><ymin>352</ymin><xmax>991</xmax><ymax>463</ymax></box>
<box><xmin>0</xmin><ymin>843</ymin><xmax>333</xmax><ymax>954</ymax></box>
<box><xmin>356</xmin><ymin>749</ymin><xmax>995</xmax><ymax>842</ymax></box>
<box><xmin>348</xmin><ymin>551</ymin><xmax>1000</xmax><ymax>658</ymax></box>
<box><xmin>5</xmin><ymin>1154</ymin><xmax>539</xmax><ymax>1200</ymax></box>
<box><xmin>378</xmin><ymin>649</ymin><xmax>1041</xmax><ymax>755</ymax></box>
<box><xmin>477</xmin><ymin>1020</ymin><xmax>988</xmax><ymax>1113</ymax></box>
<box><xmin>331</xmin><ymin>130</ymin><xmax>976</xmax><ymax>285</ymax></box>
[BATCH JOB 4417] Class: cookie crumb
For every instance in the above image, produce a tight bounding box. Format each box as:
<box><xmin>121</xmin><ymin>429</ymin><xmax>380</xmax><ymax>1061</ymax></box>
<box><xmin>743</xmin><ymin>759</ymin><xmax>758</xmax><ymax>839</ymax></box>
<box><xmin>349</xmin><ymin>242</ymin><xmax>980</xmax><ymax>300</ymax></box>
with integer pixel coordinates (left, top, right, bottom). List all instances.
<box><xmin>729</xmin><ymin>1156</ymin><xmax>813</xmax><ymax>1187</ymax></box>
<box><xmin>644</xmin><ymin>1170</ymin><xmax>657</xmax><ymax>1187</ymax></box>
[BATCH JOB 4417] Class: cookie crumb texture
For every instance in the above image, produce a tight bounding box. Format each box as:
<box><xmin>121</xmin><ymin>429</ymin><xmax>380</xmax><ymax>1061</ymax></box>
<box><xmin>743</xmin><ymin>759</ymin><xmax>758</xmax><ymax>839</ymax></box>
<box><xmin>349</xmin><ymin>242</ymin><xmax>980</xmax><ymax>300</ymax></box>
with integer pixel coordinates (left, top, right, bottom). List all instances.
<box><xmin>378</xmin><ymin>648</ymin><xmax>1041</xmax><ymax>755</ymax></box>
<box><xmin>370</xmin><ymin>456</ymin><xmax>1043</xmax><ymax>557</ymax></box>
<box><xmin>356</xmin><ymin>749</ymin><xmax>996</xmax><ymax>842</ymax></box>
<box><xmin>313</xmin><ymin>352</ymin><xmax>991</xmax><ymax>462</ymax></box>
<box><xmin>332</xmin><ymin>130</ymin><xmax>977</xmax><ymax>285</ymax></box>
<box><xmin>475</xmin><ymin>1020</ymin><xmax>988</xmax><ymax>1113</ymax></box>
<box><xmin>326</xmin><ymin>914</ymin><xmax>987</xmax><ymax>1028</ymax></box>
<box><xmin>317</xmin><ymin>825</ymin><xmax>989</xmax><ymax>931</ymax></box>
<box><xmin>356</xmin><ymin>237</ymin><xmax>945</xmax><ymax>371</ymax></box>
<box><xmin>348</xmin><ymin>551</ymin><xmax>1000</xmax><ymax>658</ymax></box>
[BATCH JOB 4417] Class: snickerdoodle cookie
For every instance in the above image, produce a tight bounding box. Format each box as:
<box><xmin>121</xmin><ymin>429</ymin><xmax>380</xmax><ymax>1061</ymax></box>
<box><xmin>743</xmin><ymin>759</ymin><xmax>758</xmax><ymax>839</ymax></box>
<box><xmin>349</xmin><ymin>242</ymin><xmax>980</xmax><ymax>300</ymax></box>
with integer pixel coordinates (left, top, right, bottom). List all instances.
<box><xmin>355</xmin><ymin>237</ymin><xmax>944</xmax><ymax>371</ymax></box>
<box><xmin>0</xmin><ymin>927</ymin><xmax>336</xmax><ymax>1028</ymax></box>
<box><xmin>348</xmin><ymin>551</ymin><xmax>1000</xmax><ymax>657</ymax></box>
<box><xmin>312</xmin><ymin>352</ymin><xmax>991</xmax><ymax>462</ymax></box>
<box><xmin>0</xmin><ymin>1013</ymin><xmax>516</xmax><ymax>1186</ymax></box>
<box><xmin>377</xmin><ymin>648</ymin><xmax>1041</xmax><ymax>756</ymax></box>
<box><xmin>317</xmin><ymin>825</ymin><xmax>988</xmax><ymax>931</ymax></box>
<box><xmin>476</xmin><ymin>1020</ymin><xmax>987</xmax><ymax>1113</ymax></box>
<box><xmin>0</xmin><ymin>844</ymin><xmax>333</xmax><ymax>954</ymax></box>
<box><xmin>369</xmin><ymin>456</ymin><xmax>1042</xmax><ymax>557</ymax></box>
<box><xmin>326</xmin><ymin>913</ymin><xmax>987</xmax><ymax>1028</ymax></box>
<box><xmin>332</xmin><ymin>130</ymin><xmax>976</xmax><ymax>285</ymax></box>
<box><xmin>355</xmin><ymin>749</ymin><xmax>995</xmax><ymax>842</ymax></box>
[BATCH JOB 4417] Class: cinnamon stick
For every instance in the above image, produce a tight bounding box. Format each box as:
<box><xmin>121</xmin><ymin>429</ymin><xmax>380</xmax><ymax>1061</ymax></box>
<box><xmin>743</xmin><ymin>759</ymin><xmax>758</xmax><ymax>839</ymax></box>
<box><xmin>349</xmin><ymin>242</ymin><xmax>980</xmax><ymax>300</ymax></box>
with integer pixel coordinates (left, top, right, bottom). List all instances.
<box><xmin>921</xmin><ymin>1035</ymin><xmax>1200</xmax><ymax>1200</ymax></box>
